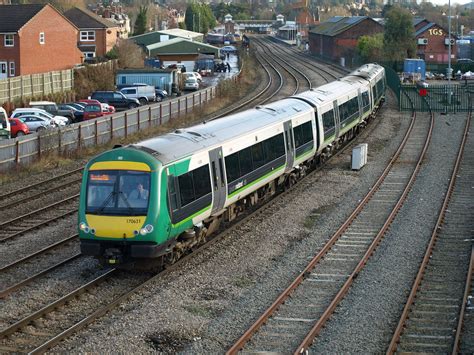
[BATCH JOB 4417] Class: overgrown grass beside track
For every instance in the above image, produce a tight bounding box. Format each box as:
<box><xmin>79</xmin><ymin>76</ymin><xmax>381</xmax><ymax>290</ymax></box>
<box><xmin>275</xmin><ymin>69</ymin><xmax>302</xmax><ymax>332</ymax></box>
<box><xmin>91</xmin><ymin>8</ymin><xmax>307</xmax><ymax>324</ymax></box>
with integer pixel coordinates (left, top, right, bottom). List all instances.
<box><xmin>0</xmin><ymin>52</ymin><xmax>261</xmax><ymax>185</ymax></box>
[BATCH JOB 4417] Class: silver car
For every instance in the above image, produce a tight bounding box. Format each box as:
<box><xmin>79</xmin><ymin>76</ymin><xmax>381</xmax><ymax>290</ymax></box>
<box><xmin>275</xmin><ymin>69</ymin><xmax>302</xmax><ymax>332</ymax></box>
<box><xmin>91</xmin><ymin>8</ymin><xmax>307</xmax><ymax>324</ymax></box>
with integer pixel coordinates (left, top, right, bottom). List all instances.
<box><xmin>16</xmin><ymin>115</ymin><xmax>54</xmax><ymax>132</ymax></box>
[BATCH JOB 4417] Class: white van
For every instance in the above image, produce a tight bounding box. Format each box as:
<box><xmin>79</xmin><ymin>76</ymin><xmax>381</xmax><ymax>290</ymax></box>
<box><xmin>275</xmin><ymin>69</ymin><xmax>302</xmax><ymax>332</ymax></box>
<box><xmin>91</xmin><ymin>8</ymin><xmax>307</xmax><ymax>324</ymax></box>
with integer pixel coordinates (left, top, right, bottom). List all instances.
<box><xmin>0</xmin><ymin>107</ymin><xmax>11</xmax><ymax>139</ymax></box>
<box><xmin>120</xmin><ymin>85</ymin><xmax>157</xmax><ymax>105</ymax></box>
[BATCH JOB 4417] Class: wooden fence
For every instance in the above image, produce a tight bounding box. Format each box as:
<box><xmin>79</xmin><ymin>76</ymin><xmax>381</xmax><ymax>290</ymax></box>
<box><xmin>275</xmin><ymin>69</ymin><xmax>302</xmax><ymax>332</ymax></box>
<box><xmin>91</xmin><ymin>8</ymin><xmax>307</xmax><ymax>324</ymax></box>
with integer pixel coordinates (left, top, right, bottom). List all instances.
<box><xmin>0</xmin><ymin>87</ymin><xmax>217</xmax><ymax>172</ymax></box>
<box><xmin>0</xmin><ymin>69</ymin><xmax>73</xmax><ymax>105</ymax></box>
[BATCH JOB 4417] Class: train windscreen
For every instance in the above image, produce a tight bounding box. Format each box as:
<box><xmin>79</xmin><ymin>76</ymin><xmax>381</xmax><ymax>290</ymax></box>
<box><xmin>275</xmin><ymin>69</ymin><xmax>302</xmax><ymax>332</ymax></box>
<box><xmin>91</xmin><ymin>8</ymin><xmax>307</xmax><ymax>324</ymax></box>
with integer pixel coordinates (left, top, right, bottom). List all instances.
<box><xmin>86</xmin><ymin>170</ymin><xmax>151</xmax><ymax>216</ymax></box>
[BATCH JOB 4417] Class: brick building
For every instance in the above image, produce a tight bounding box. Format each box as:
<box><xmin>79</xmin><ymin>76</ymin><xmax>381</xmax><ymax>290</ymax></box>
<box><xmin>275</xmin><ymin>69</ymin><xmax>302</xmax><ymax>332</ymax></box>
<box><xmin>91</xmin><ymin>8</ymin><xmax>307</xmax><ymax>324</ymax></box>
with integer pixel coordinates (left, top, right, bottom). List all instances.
<box><xmin>308</xmin><ymin>16</ymin><xmax>383</xmax><ymax>67</ymax></box>
<box><xmin>414</xmin><ymin>18</ymin><xmax>457</xmax><ymax>64</ymax></box>
<box><xmin>0</xmin><ymin>4</ymin><xmax>83</xmax><ymax>79</ymax></box>
<box><xmin>64</xmin><ymin>7</ymin><xmax>120</xmax><ymax>60</ymax></box>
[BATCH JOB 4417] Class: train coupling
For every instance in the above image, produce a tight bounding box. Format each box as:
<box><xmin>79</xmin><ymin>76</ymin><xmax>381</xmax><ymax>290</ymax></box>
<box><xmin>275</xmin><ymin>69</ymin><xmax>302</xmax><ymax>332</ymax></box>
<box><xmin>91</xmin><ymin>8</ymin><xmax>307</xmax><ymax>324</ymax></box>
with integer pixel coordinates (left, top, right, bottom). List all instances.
<box><xmin>104</xmin><ymin>248</ymin><xmax>124</xmax><ymax>265</ymax></box>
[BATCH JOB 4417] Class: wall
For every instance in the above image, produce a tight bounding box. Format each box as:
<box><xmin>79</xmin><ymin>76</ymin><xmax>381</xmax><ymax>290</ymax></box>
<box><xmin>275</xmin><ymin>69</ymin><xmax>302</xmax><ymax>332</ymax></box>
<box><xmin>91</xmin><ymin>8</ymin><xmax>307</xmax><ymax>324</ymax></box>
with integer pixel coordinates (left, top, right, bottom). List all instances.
<box><xmin>19</xmin><ymin>5</ymin><xmax>83</xmax><ymax>75</ymax></box>
<box><xmin>416</xmin><ymin>25</ymin><xmax>457</xmax><ymax>64</ymax></box>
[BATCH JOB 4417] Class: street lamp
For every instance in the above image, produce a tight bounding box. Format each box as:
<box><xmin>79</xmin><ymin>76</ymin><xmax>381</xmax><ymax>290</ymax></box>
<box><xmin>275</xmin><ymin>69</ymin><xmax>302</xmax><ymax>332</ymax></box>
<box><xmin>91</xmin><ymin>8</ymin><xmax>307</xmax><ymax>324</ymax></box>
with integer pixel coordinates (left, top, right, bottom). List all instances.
<box><xmin>448</xmin><ymin>0</ymin><xmax>452</xmax><ymax>104</ymax></box>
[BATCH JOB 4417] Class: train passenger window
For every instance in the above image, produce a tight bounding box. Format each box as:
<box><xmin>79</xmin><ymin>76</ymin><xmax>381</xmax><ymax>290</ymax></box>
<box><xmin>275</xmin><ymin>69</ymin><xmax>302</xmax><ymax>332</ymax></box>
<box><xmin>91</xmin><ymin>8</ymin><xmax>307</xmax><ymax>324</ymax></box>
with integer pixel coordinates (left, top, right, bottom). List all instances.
<box><xmin>178</xmin><ymin>173</ymin><xmax>194</xmax><ymax>206</ymax></box>
<box><xmin>322</xmin><ymin>110</ymin><xmax>335</xmax><ymax>133</ymax></box>
<box><xmin>225</xmin><ymin>153</ymin><xmax>240</xmax><ymax>183</ymax></box>
<box><xmin>265</xmin><ymin>133</ymin><xmax>285</xmax><ymax>161</ymax></box>
<box><xmin>193</xmin><ymin>165</ymin><xmax>211</xmax><ymax>199</ymax></box>
<box><xmin>293</xmin><ymin>121</ymin><xmax>313</xmax><ymax>148</ymax></box>
<box><xmin>251</xmin><ymin>142</ymin><xmax>265</xmax><ymax>168</ymax></box>
<box><xmin>239</xmin><ymin>147</ymin><xmax>253</xmax><ymax>176</ymax></box>
<box><xmin>177</xmin><ymin>165</ymin><xmax>211</xmax><ymax>207</ymax></box>
<box><xmin>362</xmin><ymin>91</ymin><xmax>370</xmax><ymax>112</ymax></box>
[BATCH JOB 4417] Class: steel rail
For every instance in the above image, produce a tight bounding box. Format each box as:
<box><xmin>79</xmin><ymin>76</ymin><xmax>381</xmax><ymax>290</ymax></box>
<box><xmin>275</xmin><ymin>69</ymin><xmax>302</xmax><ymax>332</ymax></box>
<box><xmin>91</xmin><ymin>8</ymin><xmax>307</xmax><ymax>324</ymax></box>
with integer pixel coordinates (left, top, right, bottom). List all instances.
<box><xmin>227</xmin><ymin>104</ymin><xmax>421</xmax><ymax>354</ymax></box>
<box><xmin>295</xmin><ymin>113</ymin><xmax>434</xmax><ymax>354</ymax></box>
<box><xmin>0</xmin><ymin>194</ymin><xmax>79</xmax><ymax>242</ymax></box>
<box><xmin>387</xmin><ymin>112</ymin><xmax>472</xmax><ymax>354</ymax></box>
<box><xmin>0</xmin><ymin>254</ymin><xmax>82</xmax><ymax>299</ymax></box>
<box><xmin>0</xmin><ymin>167</ymin><xmax>82</xmax><ymax>202</ymax></box>
<box><xmin>1</xmin><ymin>233</ymin><xmax>78</xmax><ymax>272</ymax></box>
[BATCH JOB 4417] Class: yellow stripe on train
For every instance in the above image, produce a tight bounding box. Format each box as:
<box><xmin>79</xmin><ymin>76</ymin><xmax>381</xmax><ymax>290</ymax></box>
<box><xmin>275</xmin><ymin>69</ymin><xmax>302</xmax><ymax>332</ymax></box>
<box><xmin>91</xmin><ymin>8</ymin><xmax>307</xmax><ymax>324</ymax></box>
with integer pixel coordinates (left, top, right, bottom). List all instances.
<box><xmin>89</xmin><ymin>161</ymin><xmax>151</xmax><ymax>171</ymax></box>
<box><xmin>85</xmin><ymin>215</ymin><xmax>146</xmax><ymax>238</ymax></box>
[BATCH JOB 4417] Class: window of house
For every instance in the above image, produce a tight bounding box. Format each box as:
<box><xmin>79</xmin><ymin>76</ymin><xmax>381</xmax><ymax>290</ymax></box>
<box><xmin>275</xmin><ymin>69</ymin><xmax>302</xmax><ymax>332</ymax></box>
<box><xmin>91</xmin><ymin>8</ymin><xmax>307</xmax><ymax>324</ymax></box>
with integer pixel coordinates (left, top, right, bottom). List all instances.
<box><xmin>83</xmin><ymin>52</ymin><xmax>96</xmax><ymax>58</ymax></box>
<box><xmin>80</xmin><ymin>31</ymin><xmax>95</xmax><ymax>41</ymax></box>
<box><xmin>4</xmin><ymin>34</ymin><xmax>14</xmax><ymax>47</ymax></box>
<box><xmin>9</xmin><ymin>62</ymin><xmax>15</xmax><ymax>77</ymax></box>
<box><xmin>39</xmin><ymin>32</ymin><xmax>45</xmax><ymax>44</ymax></box>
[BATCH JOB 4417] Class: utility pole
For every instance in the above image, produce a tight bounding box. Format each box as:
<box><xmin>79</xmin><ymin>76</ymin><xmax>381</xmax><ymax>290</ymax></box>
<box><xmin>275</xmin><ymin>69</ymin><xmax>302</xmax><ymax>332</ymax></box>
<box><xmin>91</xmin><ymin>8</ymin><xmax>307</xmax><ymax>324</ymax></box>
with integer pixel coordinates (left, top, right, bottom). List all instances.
<box><xmin>448</xmin><ymin>0</ymin><xmax>452</xmax><ymax>105</ymax></box>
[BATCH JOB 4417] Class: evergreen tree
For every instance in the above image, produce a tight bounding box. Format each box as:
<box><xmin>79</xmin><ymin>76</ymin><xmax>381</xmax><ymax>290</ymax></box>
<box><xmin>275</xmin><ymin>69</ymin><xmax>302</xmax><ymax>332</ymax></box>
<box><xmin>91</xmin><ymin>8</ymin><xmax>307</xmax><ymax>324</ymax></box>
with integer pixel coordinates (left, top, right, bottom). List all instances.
<box><xmin>133</xmin><ymin>6</ymin><xmax>148</xmax><ymax>36</ymax></box>
<box><xmin>383</xmin><ymin>6</ymin><xmax>416</xmax><ymax>62</ymax></box>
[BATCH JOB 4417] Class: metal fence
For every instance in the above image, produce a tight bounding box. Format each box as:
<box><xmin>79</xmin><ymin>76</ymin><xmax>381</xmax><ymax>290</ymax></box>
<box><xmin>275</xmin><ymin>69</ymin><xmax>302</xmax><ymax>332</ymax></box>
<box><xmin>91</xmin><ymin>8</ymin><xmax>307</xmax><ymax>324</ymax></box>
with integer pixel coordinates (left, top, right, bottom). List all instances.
<box><xmin>0</xmin><ymin>87</ymin><xmax>216</xmax><ymax>172</ymax></box>
<box><xmin>0</xmin><ymin>69</ymin><xmax>73</xmax><ymax>105</ymax></box>
<box><xmin>400</xmin><ymin>83</ymin><xmax>473</xmax><ymax>113</ymax></box>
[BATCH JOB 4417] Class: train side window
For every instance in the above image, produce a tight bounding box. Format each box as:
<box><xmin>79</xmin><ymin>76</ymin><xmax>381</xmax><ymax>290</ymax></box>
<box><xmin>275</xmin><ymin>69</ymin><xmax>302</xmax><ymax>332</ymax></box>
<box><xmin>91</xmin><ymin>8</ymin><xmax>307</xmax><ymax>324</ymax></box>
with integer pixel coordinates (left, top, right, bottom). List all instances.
<box><xmin>322</xmin><ymin>110</ymin><xmax>335</xmax><ymax>133</ymax></box>
<box><xmin>362</xmin><ymin>91</ymin><xmax>370</xmax><ymax>112</ymax></box>
<box><xmin>193</xmin><ymin>165</ymin><xmax>211</xmax><ymax>199</ymax></box>
<box><xmin>270</xmin><ymin>133</ymin><xmax>285</xmax><ymax>159</ymax></box>
<box><xmin>251</xmin><ymin>142</ymin><xmax>265</xmax><ymax>168</ymax></box>
<box><xmin>225</xmin><ymin>153</ymin><xmax>240</xmax><ymax>183</ymax></box>
<box><xmin>239</xmin><ymin>147</ymin><xmax>253</xmax><ymax>176</ymax></box>
<box><xmin>178</xmin><ymin>173</ymin><xmax>194</xmax><ymax>206</ymax></box>
<box><xmin>168</xmin><ymin>176</ymin><xmax>178</xmax><ymax>211</ymax></box>
<box><xmin>294</xmin><ymin>121</ymin><xmax>313</xmax><ymax>148</ymax></box>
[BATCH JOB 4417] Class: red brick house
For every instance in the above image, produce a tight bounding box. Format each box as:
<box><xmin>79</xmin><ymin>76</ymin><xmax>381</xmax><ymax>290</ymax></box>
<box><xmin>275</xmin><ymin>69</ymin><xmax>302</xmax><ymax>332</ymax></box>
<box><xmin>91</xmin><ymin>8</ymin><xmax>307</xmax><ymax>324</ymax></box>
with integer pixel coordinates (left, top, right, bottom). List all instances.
<box><xmin>0</xmin><ymin>4</ymin><xmax>83</xmax><ymax>79</ymax></box>
<box><xmin>308</xmin><ymin>16</ymin><xmax>384</xmax><ymax>67</ymax></box>
<box><xmin>413</xmin><ymin>18</ymin><xmax>457</xmax><ymax>64</ymax></box>
<box><xmin>64</xmin><ymin>7</ymin><xmax>120</xmax><ymax>60</ymax></box>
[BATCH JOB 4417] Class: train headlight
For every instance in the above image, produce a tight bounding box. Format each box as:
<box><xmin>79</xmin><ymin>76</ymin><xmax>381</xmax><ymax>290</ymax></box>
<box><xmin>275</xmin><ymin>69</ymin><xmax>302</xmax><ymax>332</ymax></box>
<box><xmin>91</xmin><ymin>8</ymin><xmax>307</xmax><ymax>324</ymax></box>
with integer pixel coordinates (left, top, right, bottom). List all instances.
<box><xmin>139</xmin><ymin>228</ymin><xmax>147</xmax><ymax>236</ymax></box>
<box><xmin>90</xmin><ymin>228</ymin><xmax>96</xmax><ymax>235</ymax></box>
<box><xmin>145</xmin><ymin>224</ymin><xmax>154</xmax><ymax>233</ymax></box>
<box><xmin>80</xmin><ymin>222</ymin><xmax>88</xmax><ymax>232</ymax></box>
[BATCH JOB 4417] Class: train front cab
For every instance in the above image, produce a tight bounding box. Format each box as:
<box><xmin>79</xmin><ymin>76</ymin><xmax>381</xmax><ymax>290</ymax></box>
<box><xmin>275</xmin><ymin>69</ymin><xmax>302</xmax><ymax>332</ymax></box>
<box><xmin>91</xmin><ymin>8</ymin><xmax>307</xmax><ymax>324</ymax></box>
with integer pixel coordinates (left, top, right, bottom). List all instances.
<box><xmin>79</xmin><ymin>155</ymin><xmax>167</xmax><ymax>264</ymax></box>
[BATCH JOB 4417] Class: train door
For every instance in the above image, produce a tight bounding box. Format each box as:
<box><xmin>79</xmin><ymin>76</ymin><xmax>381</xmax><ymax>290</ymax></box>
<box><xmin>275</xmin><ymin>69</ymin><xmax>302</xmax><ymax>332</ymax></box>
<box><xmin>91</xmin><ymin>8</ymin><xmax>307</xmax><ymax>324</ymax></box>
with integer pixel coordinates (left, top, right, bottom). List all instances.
<box><xmin>209</xmin><ymin>147</ymin><xmax>227</xmax><ymax>214</ymax></box>
<box><xmin>333</xmin><ymin>100</ymin><xmax>340</xmax><ymax>139</ymax></box>
<box><xmin>284</xmin><ymin>121</ymin><xmax>295</xmax><ymax>171</ymax></box>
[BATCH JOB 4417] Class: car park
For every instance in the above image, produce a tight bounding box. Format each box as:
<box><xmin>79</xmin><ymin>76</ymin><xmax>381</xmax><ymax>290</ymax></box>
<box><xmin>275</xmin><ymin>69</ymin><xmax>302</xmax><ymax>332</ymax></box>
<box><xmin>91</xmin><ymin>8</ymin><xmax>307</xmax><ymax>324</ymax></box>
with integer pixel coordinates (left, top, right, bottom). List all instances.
<box><xmin>120</xmin><ymin>85</ymin><xmax>156</xmax><ymax>105</ymax></box>
<box><xmin>29</xmin><ymin>101</ymin><xmax>74</xmax><ymax>121</ymax></box>
<box><xmin>8</xmin><ymin>117</ymin><xmax>30</xmax><ymax>137</ymax></box>
<box><xmin>184</xmin><ymin>77</ymin><xmax>199</xmax><ymax>91</ymax></box>
<box><xmin>90</xmin><ymin>91</ymin><xmax>140</xmax><ymax>110</ymax></box>
<box><xmin>11</xmin><ymin>108</ymin><xmax>69</xmax><ymax>126</ymax></box>
<box><xmin>15</xmin><ymin>114</ymin><xmax>54</xmax><ymax>131</ymax></box>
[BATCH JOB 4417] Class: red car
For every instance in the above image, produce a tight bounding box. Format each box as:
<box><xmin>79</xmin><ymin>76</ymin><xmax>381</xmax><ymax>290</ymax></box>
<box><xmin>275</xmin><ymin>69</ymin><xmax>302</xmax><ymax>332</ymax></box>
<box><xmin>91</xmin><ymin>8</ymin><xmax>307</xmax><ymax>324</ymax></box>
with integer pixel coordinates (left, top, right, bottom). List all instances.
<box><xmin>83</xmin><ymin>103</ymin><xmax>104</xmax><ymax>120</ymax></box>
<box><xmin>8</xmin><ymin>117</ymin><xmax>30</xmax><ymax>137</ymax></box>
<box><xmin>79</xmin><ymin>99</ymin><xmax>115</xmax><ymax>113</ymax></box>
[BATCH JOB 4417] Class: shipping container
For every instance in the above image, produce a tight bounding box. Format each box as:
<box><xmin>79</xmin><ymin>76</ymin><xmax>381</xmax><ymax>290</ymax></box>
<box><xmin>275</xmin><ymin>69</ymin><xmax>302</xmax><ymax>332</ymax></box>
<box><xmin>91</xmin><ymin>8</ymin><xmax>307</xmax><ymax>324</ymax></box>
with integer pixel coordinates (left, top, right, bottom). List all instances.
<box><xmin>404</xmin><ymin>58</ymin><xmax>426</xmax><ymax>81</ymax></box>
<box><xmin>116</xmin><ymin>68</ymin><xmax>181</xmax><ymax>96</ymax></box>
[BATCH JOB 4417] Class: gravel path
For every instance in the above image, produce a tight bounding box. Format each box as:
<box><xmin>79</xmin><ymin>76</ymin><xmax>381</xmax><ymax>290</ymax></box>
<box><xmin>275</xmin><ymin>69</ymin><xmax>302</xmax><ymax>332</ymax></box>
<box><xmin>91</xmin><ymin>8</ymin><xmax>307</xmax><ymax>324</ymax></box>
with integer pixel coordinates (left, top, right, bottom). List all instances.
<box><xmin>50</xmin><ymin>92</ymin><xmax>420</xmax><ymax>353</ymax></box>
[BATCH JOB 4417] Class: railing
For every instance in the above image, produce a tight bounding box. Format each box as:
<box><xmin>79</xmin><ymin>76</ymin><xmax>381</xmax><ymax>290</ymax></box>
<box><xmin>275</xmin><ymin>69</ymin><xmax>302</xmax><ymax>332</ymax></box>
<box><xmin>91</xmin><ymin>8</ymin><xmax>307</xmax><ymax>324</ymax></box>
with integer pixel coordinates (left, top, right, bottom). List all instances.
<box><xmin>0</xmin><ymin>87</ymin><xmax>216</xmax><ymax>172</ymax></box>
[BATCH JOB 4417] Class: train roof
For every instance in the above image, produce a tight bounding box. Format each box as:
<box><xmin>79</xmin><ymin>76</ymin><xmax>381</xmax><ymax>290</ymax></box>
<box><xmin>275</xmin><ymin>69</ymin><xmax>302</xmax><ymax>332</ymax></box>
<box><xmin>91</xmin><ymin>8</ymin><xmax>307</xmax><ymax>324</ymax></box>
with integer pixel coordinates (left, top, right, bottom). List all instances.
<box><xmin>131</xmin><ymin>97</ymin><xmax>313</xmax><ymax>165</ymax></box>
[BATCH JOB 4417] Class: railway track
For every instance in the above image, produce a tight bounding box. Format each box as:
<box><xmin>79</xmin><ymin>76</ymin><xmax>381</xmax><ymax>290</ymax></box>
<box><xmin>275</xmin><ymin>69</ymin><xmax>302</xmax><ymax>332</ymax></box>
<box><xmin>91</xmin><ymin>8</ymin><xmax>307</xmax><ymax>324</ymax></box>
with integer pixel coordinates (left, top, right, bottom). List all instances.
<box><xmin>0</xmin><ymin>168</ymin><xmax>82</xmax><ymax>212</ymax></box>
<box><xmin>0</xmin><ymin>194</ymin><xmax>79</xmax><ymax>242</ymax></box>
<box><xmin>227</xmin><ymin>105</ymin><xmax>434</xmax><ymax>353</ymax></box>
<box><xmin>0</xmin><ymin>233</ymin><xmax>80</xmax><ymax>298</ymax></box>
<box><xmin>388</xmin><ymin>112</ymin><xmax>473</xmax><ymax>354</ymax></box>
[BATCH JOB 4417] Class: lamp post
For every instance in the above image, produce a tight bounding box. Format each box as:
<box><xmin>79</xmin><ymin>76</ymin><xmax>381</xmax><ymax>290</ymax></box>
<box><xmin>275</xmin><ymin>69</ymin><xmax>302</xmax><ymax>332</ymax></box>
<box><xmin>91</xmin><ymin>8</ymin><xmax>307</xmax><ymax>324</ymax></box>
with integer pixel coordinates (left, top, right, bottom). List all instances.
<box><xmin>448</xmin><ymin>0</ymin><xmax>452</xmax><ymax>105</ymax></box>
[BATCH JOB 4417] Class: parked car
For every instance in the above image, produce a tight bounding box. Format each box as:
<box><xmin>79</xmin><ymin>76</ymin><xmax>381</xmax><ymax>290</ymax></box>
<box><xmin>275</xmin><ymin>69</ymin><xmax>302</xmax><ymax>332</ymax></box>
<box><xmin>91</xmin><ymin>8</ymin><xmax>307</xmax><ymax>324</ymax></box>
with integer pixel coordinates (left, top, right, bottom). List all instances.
<box><xmin>120</xmin><ymin>85</ymin><xmax>156</xmax><ymax>105</ymax></box>
<box><xmin>11</xmin><ymin>108</ymin><xmax>68</xmax><ymax>126</ymax></box>
<box><xmin>78</xmin><ymin>99</ymin><xmax>102</xmax><ymax>106</ymax></box>
<box><xmin>155</xmin><ymin>89</ymin><xmax>168</xmax><ymax>100</ymax></box>
<box><xmin>14</xmin><ymin>114</ymin><xmax>54</xmax><ymax>132</ymax></box>
<box><xmin>58</xmin><ymin>104</ymin><xmax>84</xmax><ymax>122</ymax></box>
<box><xmin>0</xmin><ymin>107</ymin><xmax>10</xmax><ymax>139</ymax></box>
<box><xmin>184</xmin><ymin>77</ymin><xmax>199</xmax><ymax>91</ymax></box>
<box><xmin>90</xmin><ymin>91</ymin><xmax>140</xmax><ymax>110</ymax></box>
<box><xmin>83</xmin><ymin>103</ymin><xmax>104</xmax><ymax>120</ymax></box>
<box><xmin>8</xmin><ymin>117</ymin><xmax>30</xmax><ymax>137</ymax></box>
<box><xmin>220</xmin><ymin>45</ymin><xmax>237</xmax><ymax>54</ymax></box>
<box><xmin>184</xmin><ymin>72</ymin><xmax>202</xmax><ymax>83</ymax></box>
<box><xmin>29</xmin><ymin>101</ymin><xmax>74</xmax><ymax>122</ymax></box>
<box><xmin>101</xmin><ymin>103</ymin><xmax>114</xmax><ymax>115</ymax></box>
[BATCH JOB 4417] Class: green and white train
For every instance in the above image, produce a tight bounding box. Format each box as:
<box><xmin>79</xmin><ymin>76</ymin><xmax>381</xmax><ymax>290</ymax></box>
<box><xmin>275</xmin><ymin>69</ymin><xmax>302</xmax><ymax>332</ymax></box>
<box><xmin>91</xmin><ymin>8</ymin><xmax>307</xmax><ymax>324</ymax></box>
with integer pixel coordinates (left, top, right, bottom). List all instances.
<box><xmin>79</xmin><ymin>63</ymin><xmax>386</xmax><ymax>266</ymax></box>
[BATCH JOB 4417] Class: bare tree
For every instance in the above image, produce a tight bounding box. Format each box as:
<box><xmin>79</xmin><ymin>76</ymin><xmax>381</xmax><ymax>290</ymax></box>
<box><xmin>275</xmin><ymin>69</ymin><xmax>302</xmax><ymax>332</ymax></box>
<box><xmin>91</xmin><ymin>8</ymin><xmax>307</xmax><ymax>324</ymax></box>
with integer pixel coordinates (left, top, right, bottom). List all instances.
<box><xmin>116</xmin><ymin>39</ymin><xmax>145</xmax><ymax>69</ymax></box>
